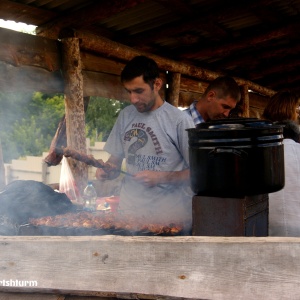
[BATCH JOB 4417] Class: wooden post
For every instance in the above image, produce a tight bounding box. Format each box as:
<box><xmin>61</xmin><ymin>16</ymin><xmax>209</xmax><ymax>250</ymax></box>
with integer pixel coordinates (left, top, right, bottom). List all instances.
<box><xmin>0</xmin><ymin>138</ymin><xmax>6</xmax><ymax>190</ymax></box>
<box><xmin>240</xmin><ymin>84</ymin><xmax>250</xmax><ymax>117</ymax></box>
<box><xmin>167</xmin><ymin>72</ymin><xmax>181</xmax><ymax>107</ymax></box>
<box><xmin>61</xmin><ymin>37</ymin><xmax>87</xmax><ymax>194</ymax></box>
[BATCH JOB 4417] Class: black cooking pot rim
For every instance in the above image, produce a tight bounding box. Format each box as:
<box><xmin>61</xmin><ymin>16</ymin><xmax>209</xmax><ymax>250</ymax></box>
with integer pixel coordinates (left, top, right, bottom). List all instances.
<box><xmin>194</xmin><ymin>118</ymin><xmax>275</xmax><ymax>130</ymax></box>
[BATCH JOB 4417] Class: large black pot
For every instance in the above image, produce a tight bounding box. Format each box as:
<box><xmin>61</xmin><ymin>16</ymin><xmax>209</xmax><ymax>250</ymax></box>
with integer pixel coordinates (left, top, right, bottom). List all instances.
<box><xmin>187</xmin><ymin>118</ymin><xmax>285</xmax><ymax>198</ymax></box>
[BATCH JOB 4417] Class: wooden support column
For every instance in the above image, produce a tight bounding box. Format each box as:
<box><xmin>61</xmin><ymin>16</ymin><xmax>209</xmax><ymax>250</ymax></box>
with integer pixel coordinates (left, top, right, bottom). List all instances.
<box><xmin>240</xmin><ymin>84</ymin><xmax>250</xmax><ymax>117</ymax></box>
<box><xmin>167</xmin><ymin>72</ymin><xmax>181</xmax><ymax>107</ymax></box>
<box><xmin>61</xmin><ymin>37</ymin><xmax>87</xmax><ymax>194</ymax></box>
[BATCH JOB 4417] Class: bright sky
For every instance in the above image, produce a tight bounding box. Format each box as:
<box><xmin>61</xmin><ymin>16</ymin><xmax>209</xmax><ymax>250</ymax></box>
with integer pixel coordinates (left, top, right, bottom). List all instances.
<box><xmin>0</xmin><ymin>19</ymin><xmax>36</xmax><ymax>34</ymax></box>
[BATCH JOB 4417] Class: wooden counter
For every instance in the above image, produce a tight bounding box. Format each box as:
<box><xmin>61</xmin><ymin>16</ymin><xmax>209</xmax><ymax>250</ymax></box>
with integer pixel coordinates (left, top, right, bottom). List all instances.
<box><xmin>0</xmin><ymin>236</ymin><xmax>300</xmax><ymax>299</ymax></box>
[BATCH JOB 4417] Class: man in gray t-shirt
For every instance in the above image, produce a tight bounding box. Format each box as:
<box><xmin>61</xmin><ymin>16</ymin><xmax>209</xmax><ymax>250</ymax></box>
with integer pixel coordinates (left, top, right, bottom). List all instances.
<box><xmin>96</xmin><ymin>56</ymin><xmax>194</xmax><ymax>229</ymax></box>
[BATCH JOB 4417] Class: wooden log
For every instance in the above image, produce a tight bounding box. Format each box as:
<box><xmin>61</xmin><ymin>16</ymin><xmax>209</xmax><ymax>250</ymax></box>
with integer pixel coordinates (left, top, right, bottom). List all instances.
<box><xmin>0</xmin><ymin>61</ymin><xmax>63</xmax><ymax>94</ymax></box>
<box><xmin>1</xmin><ymin>236</ymin><xmax>300</xmax><ymax>299</ymax></box>
<box><xmin>61</xmin><ymin>37</ymin><xmax>87</xmax><ymax>194</ymax></box>
<box><xmin>0</xmin><ymin>27</ymin><xmax>61</xmax><ymax>71</ymax></box>
<box><xmin>180</xmin><ymin>76</ymin><xmax>208</xmax><ymax>94</ymax></box>
<box><xmin>179</xmin><ymin>91</ymin><xmax>201</xmax><ymax>107</ymax></box>
<box><xmin>75</xmin><ymin>30</ymin><xmax>276</xmax><ymax>97</ymax></box>
<box><xmin>0</xmin><ymin>27</ymin><xmax>275</xmax><ymax>98</ymax></box>
<box><xmin>166</xmin><ymin>72</ymin><xmax>181</xmax><ymax>107</ymax></box>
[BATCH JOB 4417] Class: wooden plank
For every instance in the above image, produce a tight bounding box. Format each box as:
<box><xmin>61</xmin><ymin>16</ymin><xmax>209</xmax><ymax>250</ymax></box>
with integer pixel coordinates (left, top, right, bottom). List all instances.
<box><xmin>180</xmin><ymin>76</ymin><xmax>208</xmax><ymax>94</ymax></box>
<box><xmin>0</xmin><ymin>293</ymin><xmax>61</xmax><ymax>300</ymax></box>
<box><xmin>0</xmin><ymin>27</ymin><xmax>275</xmax><ymax>99</ymax></box>
<box><xmin>0</xmin><ymin>27</ymin><xmax>61</xmax><ymax>72</ymax></box>
<box><xmin>0</xmin><ymin>0</ymin><xmax>56</xmax><ymax>26</ymax></box>
<box><xmin>83</xmin><ymin>71</ymin><xmax>127</xmax><ymax>99</ymax></box>
<box><xmin>0</xmin><ymin>236</ymin><xmax>300</xmax><ymax>299</ymax></box>
<box><xmin>249</xmin><ymin>92</ymin><xmax>270</xmax><ymax>109</ymax></box>
<box><xmin>81</xmin><ymin>53</ymin><xmax>125</xmax><ymax>76</ymax></box>
<box><xmin>0</xmin><ymin>62</ymin><xmax>63</xmax><ymax>93</ymax></box>
<box><xmin>0</xmin><ymin>293</ymin><xmax>114</xmax><ymax>300</ymax></box>
<box><xmin>61</xmin><ymin>38</ymin><xmax>87</xmax><ymax>193</ymax></box>
<box><xmin>179</xmin><ymin>91</ymin><xmax>201</xmax><ymax>107</ymax></box>
<box><xmin>36</xmin><ymin>0</ymin><xmax>147</xmax><ymax>39</ymax></box>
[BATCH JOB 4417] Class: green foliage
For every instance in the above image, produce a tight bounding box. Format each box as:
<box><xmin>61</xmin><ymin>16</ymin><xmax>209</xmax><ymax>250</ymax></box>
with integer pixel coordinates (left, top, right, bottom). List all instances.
<box><xmin>0</xmin><ymin>92</ymin><xmax>64</xmax><ymax>162</ymax></box>
<box><xmin>0</xmin><ymin>93</ymin><xmax>129</xmax><ymax>162</ymax></box>
<box><xmin>85</xmin><ymin>97</ymin><xmax>130</xmax><ymax>144</ymax></box>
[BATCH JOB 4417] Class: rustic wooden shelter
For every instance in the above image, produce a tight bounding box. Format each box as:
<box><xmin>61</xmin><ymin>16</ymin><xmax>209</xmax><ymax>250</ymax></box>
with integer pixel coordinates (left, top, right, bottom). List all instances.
<box><xmin>1</xmin><ymin>1</ymin><xmax>300</xmax><ymax>299</ymax></box>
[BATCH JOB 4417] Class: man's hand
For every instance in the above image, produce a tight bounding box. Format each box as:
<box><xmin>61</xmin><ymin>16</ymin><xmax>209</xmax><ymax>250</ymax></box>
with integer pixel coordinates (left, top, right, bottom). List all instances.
<box><xmin>134</xmin><ymin>169</ymin><xmax>190</xmax><ymax>187</ymax></box>
<box><xmin>134</xmin><ymin>170</ymin><xmax>162</xmax><ymax>187</ymax></box>
<box><xmin>95</xmin><ymin>161</ymin><xmax>120</xmax><ymax>180</ymax></box>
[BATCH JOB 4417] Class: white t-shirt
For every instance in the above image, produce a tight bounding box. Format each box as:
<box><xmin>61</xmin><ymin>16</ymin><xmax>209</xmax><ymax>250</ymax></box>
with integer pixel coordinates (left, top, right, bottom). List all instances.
<box><xmin>269</xmin><ymin>139</ymin><xmax>300</xmax><ymax>236</ymax></box>
<box><xmin>104</xmin><ymin>101</ymin><xmax>195</xmax><ymax>227</ymax></box>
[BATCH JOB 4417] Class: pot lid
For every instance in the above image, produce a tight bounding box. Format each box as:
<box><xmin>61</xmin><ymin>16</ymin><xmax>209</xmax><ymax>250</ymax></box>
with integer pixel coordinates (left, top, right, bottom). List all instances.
<box><xmin>196</xmin><ymin>118</ymin><xmax>273</xmax><ymax>129</ymax></box>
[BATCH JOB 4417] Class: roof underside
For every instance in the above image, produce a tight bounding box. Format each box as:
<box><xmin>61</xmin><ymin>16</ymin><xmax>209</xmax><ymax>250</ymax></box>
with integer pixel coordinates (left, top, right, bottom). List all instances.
<box><xmin>1</xmin><ymin>0</ymin><xmax>300</xmax><ymax>95</ymax></box>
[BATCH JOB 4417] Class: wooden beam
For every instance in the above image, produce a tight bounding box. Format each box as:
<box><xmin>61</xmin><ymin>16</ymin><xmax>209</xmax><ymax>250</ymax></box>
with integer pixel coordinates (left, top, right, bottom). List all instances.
<box><xmin>0</xmin><ymin>27</ymin><xmax>61</xmax><ymax>72</ymax></box>
<box><xmin>0</xmin><ymin>27</ymin><xmax>276</xmax><ymax>97</ymax></box>
<box><xmin>211</xmin><ymin>42</ymin><xmax>300</xmax><ymax>72</ymax></box>
<box><xmin>1</xmin><ymin>236</ymin><xmax>300</xmax><ymax>299</ymax></box>
<box><xmin>76</xmin><ymin>31</ymin><xmax>276</xmax><ymax>97</ymax></box>
<box><xmin>0</xmin><ymin>62</ymin><xmax>63</xmax><ymax>93</ymax></box>
<box><xmin>0</xmin><ymin>0</ymin><xmax>56</xmax><ymax>26</ymax></box>
<box><xmin>61</xmin><ymin>37</ymin><xmax>87</xmax><ymax>194</ymax></box>
<box><xmin>179</xmin><ymin>91</ymin><xmax>202</xmax><ymax>107</ymax></box>
<box><xmin>83</xmin><ymin>71</ymin><xmax>128</xmax><ymax>99</ymax></box>
<box><xmin>261</xmin><ymin>72</ymin><xmax>300</xmax><ymax>90</ymax></box>
<box><xmin>249</xmin><ymin>57</ymin><xmax>300</xmax><ymax>80</ymax></box>
<box><xmin>181</xmin><ymin>19</ymin><xmax>300</xmax><ymax>59</ymax></box>
<box><xmin>36</xmin><ymin>0</ymin><xmax>148</xmax><ymax>39</ymax></box>
<box><xmin>180</xmin><ymin>76</ymin><xmax>208</xmax><ymax>94</ymax></box>
<box><xmin>120</xmin><ymin>0</ymin><xmax>277</xmax><ymax>47</ymax></box>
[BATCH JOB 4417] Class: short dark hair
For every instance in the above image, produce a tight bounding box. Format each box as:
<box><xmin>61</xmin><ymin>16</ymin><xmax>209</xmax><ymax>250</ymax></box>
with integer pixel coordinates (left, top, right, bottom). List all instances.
<box><xmin>121</xmin><ymin>56</ymin><xmax>160</xmax><ymax>86</ymax></box>
<box><xmin>204</xmin><ymin>76</ymin><xmax>241</xmax><ymax>102</ymax></box>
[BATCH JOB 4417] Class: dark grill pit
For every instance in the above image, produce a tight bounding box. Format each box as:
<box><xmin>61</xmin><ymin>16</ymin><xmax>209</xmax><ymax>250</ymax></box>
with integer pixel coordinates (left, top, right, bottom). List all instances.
<box><xmin>18</xmin><ymin>211</ymin><xmax>188</xmax><ymax>236</ymax></box>
<box><xmin>18</xmin><ymin>224</ymin><xmax>187</xmax><ymax>236</ymax></box>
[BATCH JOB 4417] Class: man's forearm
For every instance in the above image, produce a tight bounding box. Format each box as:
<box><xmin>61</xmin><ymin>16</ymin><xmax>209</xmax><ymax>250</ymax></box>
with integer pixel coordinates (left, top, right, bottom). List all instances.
<box><xmin>160</xmin><ymin>169</ymin><xmax>190</xmax><ymax>184</ymax></box>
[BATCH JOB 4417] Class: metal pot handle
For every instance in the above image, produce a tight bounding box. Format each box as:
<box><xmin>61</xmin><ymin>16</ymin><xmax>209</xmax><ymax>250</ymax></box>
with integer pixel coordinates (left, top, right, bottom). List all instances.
<box><xmin>209</xmin><ymin>147</ymin><xmax>248</xmax><ymax>158</ymax></box>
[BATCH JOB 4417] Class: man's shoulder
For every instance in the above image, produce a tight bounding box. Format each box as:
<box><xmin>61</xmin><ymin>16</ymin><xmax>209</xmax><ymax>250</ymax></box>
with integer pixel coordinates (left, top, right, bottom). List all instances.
<box><xmin>119</xmin><ymin>104</ymin><xmax>135</xmax><ymax>116</ymax></box>
<box><xmin>163</xmin><ymin>103</ymin><xmax>191</xmax><ymax>117</ymax></box>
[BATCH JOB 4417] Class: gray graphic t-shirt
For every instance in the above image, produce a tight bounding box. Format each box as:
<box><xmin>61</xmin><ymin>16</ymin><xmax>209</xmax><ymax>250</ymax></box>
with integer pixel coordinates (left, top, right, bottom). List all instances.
<box><xmin>104</xmin><ymin>101</ymin><xmax>194</xmax><ymax>225</ymax></box>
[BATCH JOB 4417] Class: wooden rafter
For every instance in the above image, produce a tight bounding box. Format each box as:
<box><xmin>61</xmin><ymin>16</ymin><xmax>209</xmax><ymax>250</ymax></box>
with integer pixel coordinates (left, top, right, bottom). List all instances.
<box><xmin>36</xmin><ymin>0</ymin><xmax>148</xmax><ymax>39</ymax></box>
<box><xmin>180</xmin><ymin>18</ymin><xmax>300</xmax><ymax>59</ymax></box>
<box><xmin>0</xmin><ymin>0</ymin><xmax>56</xmax><ymax>25</ymax></box>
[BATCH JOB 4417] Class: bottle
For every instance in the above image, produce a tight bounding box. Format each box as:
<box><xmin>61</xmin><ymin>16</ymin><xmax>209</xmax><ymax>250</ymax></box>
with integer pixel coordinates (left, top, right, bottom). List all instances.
<box><xmin>83</xmin><ymin>181</ymin><xmax>97</xmax><ymax>210</ymax></box>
